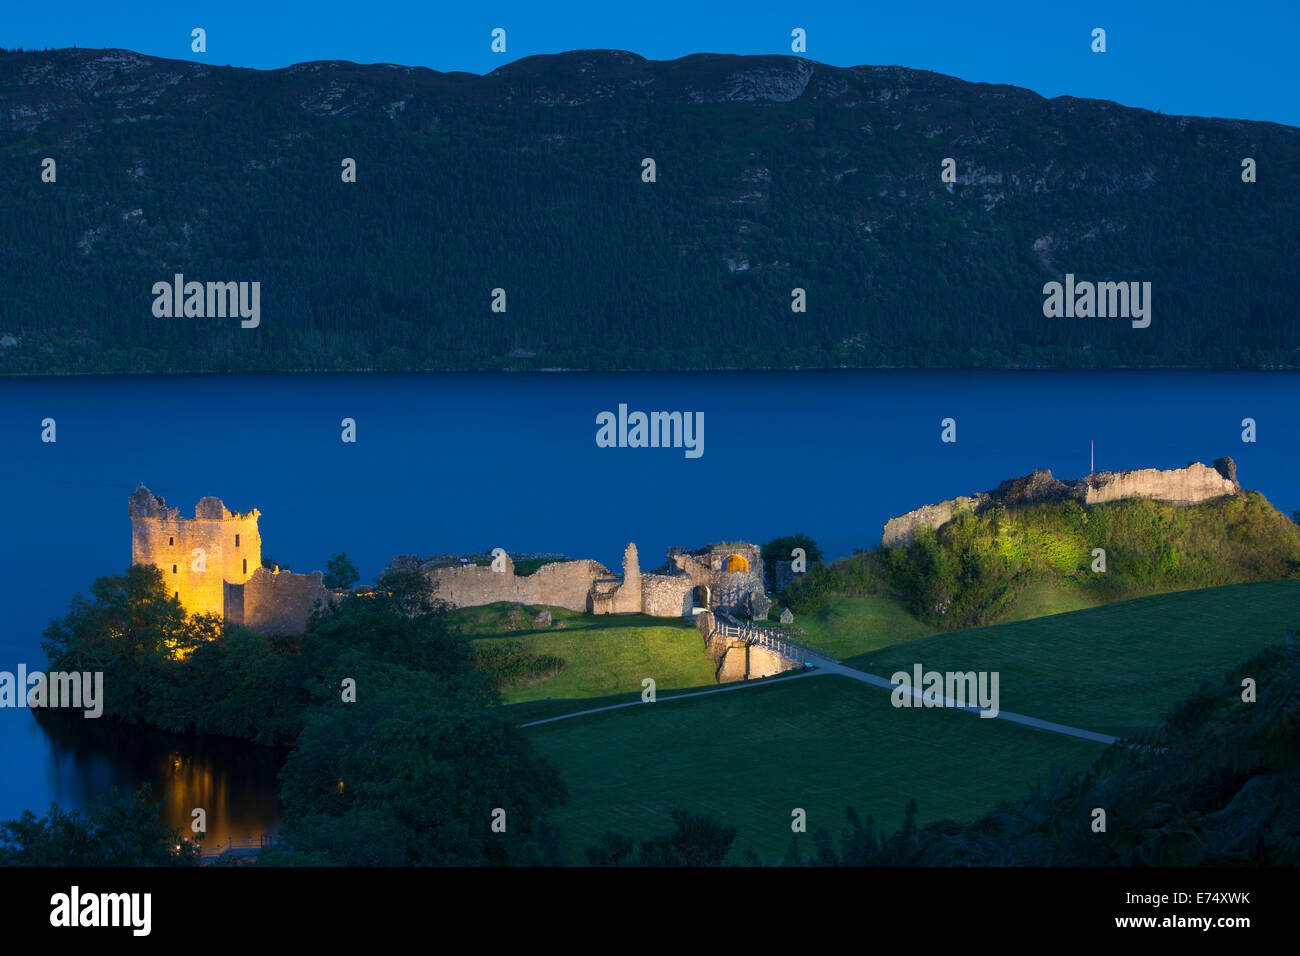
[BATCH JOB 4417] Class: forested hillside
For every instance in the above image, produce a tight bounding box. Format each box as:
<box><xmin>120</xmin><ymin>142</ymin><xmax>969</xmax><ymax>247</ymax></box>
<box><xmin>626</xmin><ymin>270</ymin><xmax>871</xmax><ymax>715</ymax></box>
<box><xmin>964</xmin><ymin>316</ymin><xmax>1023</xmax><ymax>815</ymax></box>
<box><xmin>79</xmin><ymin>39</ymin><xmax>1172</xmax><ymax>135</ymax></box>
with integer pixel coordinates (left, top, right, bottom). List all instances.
<box><xmin>1</xmin><ymin>47</ymin><xmax>1297</xmax><ymax>373</ymax></box>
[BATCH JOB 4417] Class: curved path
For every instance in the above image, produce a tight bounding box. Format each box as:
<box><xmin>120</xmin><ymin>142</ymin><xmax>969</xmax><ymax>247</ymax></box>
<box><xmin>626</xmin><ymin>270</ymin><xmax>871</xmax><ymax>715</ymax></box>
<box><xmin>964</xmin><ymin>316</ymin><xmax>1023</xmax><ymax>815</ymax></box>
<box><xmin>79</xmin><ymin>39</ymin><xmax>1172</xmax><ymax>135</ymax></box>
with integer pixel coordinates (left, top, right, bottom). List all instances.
<box><xmin>518</xmin><ymin>670</ymin><xmax>818</xmax><ymax>727</ymax></box>
<box><xmin>811</xmin><ymin>659</ymin><xmax>1117</xmax><ymax>745</ymax></box>
<box><xmin>520</xmin><ymin>656</ymin><xmax>1118</xmax><ymax>745</ymax></box>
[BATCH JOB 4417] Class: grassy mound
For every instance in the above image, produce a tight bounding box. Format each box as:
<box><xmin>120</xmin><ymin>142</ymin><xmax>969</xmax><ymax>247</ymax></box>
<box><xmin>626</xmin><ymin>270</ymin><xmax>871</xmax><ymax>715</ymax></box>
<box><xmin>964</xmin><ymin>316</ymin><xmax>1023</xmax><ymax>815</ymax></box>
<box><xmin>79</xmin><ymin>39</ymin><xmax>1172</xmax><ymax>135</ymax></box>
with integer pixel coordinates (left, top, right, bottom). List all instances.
<box><xmin>776</xmin><ymin>594</ymin><xmax>937</xmax><ymax>660</ymax></box>
<box><xmin>787</xmin><ymin>491</ymin><xmax>1300</xmax><ymax>631</ymax></box>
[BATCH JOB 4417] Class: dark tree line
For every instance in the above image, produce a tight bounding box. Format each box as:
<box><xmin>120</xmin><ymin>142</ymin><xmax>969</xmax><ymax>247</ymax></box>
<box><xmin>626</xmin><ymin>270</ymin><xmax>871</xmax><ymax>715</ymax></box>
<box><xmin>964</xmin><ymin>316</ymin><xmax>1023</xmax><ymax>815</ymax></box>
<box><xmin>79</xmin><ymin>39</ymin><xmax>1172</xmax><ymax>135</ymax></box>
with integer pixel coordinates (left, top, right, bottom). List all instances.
<box><xmin>1</xmin><ymin>48</ymin><xmax>1296</xmax><ymax>374</ymax></box>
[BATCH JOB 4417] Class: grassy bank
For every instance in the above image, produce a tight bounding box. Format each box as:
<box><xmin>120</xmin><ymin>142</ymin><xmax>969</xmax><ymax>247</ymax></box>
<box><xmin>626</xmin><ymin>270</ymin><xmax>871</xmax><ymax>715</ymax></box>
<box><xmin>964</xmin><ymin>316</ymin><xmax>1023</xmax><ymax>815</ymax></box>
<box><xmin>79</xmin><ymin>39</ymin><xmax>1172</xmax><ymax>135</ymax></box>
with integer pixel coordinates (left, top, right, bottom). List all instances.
<box><xmin>453</xmin><ymin>602</ymin><xmax>717</xmax><ymax>703</ymax></box>
<box><xmin>846</xmin><ymin>578</ymin><xmax>1300</xmax><ymax>737</ymax></box>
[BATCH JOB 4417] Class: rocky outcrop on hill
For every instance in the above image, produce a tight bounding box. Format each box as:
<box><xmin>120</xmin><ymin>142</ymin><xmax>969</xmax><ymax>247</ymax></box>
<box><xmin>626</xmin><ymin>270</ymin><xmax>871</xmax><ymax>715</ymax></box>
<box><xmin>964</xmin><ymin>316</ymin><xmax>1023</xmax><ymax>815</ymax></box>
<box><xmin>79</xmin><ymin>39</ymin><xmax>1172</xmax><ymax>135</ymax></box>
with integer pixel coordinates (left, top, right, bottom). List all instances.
<box><xmin>993</xmin><ymin>469</ymin><xmax>1072</xmax><ymax>506</ymax></box>
<box><xmin>882</xmin><ymin>458</ymin><xmax>1241</xmax><ymax>546</ymax></box>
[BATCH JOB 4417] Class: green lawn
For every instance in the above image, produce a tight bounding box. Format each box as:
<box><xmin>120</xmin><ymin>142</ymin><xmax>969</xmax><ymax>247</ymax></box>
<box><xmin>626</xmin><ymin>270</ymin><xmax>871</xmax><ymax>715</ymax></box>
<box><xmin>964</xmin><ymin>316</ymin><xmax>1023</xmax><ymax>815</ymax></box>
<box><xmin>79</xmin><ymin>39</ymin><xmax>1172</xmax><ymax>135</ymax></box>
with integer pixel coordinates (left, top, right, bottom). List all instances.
<box><xmin>528</xmin><ymin>675</ymin><xmax>1104</xmax><ymax>863</ymax></box>
<box><xmin>846</xmin><ymin>579</ymin><xmax>1300</xmax><ymax>738</ymax></box>
<box><xmin>504</xmin><ymin>669</ymin><xmax>808</xmax><ymax>724</ymax></box>
<box><xmin>454</xmin><ymin>603</ymin><xmax>718</xmax><ymax>703</ymax></box>
<box><xmin>515</xmin><ymin>581</ymin><xmax>1297</xmax><ymax>863</ymax></box>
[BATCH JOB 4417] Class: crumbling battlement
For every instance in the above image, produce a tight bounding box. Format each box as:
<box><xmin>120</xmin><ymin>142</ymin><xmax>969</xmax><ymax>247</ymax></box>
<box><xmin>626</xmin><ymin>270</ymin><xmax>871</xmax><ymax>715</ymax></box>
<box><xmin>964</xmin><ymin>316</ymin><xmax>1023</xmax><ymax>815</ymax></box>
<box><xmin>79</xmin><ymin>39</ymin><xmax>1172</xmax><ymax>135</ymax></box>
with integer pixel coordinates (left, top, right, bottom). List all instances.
<box><xmin>881</xmin><ymin>457</ymin><xmax>1242</xmax><ymax>546</ymax></box>
<box><xmin>128</xmin><ymin>484</ymin><xmax>259</xmax><ymax>523</ymax></box>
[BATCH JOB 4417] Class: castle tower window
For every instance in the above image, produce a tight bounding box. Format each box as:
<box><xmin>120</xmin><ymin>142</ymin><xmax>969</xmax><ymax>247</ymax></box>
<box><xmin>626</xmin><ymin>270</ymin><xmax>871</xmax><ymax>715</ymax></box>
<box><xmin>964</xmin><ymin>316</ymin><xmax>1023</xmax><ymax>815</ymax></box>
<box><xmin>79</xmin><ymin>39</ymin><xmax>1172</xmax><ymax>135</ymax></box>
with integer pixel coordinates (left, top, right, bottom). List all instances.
<box><xmin>175</xmin><ymin>591</ymin><xmax>179</xmax><ymax>600</ymax></box>
<box><xmin>168</xmin><ymin>536</ymin><xmax>174</xmax><ymax>546</ymax></box>
<box><xmin>172</xmin><ymin>564</ymin><xmax>178</xmax><ymax>574</ymax></box>
<box><xmin>243</xmin><ymin>558</ymin><xmax>247</xmax><ymax>574</ymax></box>
<box><xmin>235</xmin><ymin>534</ymin><xmax>240</xmax><ymax>547</ymax></box>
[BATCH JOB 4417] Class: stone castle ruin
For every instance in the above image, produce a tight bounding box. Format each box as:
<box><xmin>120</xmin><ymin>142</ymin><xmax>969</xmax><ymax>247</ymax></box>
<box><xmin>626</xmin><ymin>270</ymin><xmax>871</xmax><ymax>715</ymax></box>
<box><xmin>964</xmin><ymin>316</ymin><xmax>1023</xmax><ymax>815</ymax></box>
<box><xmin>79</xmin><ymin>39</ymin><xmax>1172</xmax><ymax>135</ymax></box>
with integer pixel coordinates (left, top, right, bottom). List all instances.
<box><xmin>130</xmin><ymin>480</ymin><xmax>777</xmax><ymax>644</ymax></box>
<box><xmin>385</xmin><ymin>542</ymin><xmax>788</xmax><ymax>683</ymax></box>
<box><xmin>881</xmin><ymin>457</ymin><xmax>1242</xmax><ymax>546</ymax></box>
<box><xmin>129</xmin><ymin>484</ymin><xmax>327</xmax><ymax>637</ymax></box>
<box><xmin>386</xmin><ymin>541</ymin><xmax>774</xmax><ymax>622</ymax></box>
<box><xmin>122</xmin><ymin>458</ymin><xmax>1249</xmax><ymax>683</ymax></box>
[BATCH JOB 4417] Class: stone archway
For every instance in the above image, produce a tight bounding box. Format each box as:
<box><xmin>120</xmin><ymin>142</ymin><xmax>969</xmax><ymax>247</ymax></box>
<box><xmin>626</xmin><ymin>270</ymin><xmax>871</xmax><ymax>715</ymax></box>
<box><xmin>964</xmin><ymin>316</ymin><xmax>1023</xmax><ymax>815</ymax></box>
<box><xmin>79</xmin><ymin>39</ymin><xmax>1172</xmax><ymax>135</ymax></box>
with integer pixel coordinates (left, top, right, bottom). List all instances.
<box><xmin>693</xmin><ymin>584</ymin><xmax>711</xmax><ymax>608</ymax></box>
<box><xmin>723</xmin><ymin>553</ymin><xmax>749</xmax><ymax>573</ymax></box>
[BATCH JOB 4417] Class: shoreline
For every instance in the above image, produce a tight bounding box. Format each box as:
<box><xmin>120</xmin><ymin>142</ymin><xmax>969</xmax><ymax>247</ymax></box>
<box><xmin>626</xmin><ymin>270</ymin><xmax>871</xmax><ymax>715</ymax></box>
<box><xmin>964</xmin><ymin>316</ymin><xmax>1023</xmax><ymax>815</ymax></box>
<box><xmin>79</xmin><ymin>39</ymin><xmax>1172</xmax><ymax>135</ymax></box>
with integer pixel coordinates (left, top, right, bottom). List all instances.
<box><xmin>4</xmin><ymin>364</ymin><xmax>1300</xmax><ymax>381</ymax></box>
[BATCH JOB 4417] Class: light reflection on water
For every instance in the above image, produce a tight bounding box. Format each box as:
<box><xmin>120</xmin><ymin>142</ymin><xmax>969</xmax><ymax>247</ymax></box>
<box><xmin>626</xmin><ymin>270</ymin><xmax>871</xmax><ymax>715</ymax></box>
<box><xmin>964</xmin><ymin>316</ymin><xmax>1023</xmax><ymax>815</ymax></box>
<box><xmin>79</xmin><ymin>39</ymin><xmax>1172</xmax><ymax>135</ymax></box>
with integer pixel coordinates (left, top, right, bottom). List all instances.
<box><xmin>31</xmin><ymin>710</ymin><xmax>283</xmax><ymax>848</ymax></box>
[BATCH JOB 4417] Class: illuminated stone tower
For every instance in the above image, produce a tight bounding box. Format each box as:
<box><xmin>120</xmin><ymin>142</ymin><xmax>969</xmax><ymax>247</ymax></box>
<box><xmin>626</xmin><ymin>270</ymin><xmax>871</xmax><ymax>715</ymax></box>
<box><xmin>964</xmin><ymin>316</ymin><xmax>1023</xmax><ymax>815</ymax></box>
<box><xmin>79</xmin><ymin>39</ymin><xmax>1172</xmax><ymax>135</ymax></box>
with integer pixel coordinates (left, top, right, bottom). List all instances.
<box><xmin>128</xmin><ymin>483</ymin><xmax>262</xmax><ymax>618</ymax></box>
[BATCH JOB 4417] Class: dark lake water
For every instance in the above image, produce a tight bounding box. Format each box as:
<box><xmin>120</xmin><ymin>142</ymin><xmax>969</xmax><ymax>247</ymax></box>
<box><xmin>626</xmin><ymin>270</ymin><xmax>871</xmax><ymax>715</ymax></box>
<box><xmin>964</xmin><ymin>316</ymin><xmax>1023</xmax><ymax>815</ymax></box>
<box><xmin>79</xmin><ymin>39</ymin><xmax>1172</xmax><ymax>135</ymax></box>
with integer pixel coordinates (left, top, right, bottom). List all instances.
<box><xmin>1</xmin><ymin>370</ymin><xmax>1297</xmax><ymax>839</ymax></box>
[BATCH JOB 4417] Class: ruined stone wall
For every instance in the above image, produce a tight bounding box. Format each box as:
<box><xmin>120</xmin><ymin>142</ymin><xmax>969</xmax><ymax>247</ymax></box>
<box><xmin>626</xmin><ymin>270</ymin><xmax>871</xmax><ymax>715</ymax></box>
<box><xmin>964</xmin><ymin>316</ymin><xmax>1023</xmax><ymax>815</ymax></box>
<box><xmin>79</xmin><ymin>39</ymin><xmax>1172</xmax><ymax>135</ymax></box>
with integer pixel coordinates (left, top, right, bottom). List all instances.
<box><xmin>530</xmin><ymin>559</ymin><xmax>621</xmax><ymax>612</ymax></box>
<box><xmin>704</xmin><ymin>631</ymin><xmax>800</xmax><ymax>682</ymax></box>
<box><xmin>620</xmin><ymin>543</ymin><xmax>642</xmax><ymax>601</ymax></box>
<box><xmin>745</xmin><ymin>644</ymin><xmax>796</xmax><ymax>679</ymax></box>
<box><xmin>590</xmin><ymin>544</ymin><xmax>645</xmax><ymax>615</ymax></box>
<box><xmin>881</xmin><ymin>460</ymin><xmax>1242</xmax><ymax>546</ymax></box>
<box><xmin>129</xmin><ymin>484</ymin><xmax>261</xmax><ymax>619</ymax></box>
<box><xmin>695</xmin><ymin>609</ymin><xmax>715</xmax><ymax>639</ymax></box>
<box><xmin>714</xmin><ymin>639</ymin><xmax>750</xmax><ymax>682</ymax></box>
<box><xmin>881</xmin><ymin>495</ymin><xmax>987</xmax><ymax>547</ymax></box>
<box><xmin>695</xmin><ymin>544</ymin><xmax>764</xmax><ymax>578</ymax></box>
<box><xmin>222</xmin><ymin>579</ymin><xmax>244</xmax><ymax>627</ymax></box>
<box><xmin>589</xmin><ymin>584</ymin><xmax>642</xmax><ymax>614</ymax></box>
<box><xmin>710</xmin><ymin>569</ymin><xmax>769</xmax><ymax>618</ymax></box>
<box><xmin>237</xmin><ymin>567</ymin><xmax>328</xmax><ymax>637</ymax></box>
<box><xmin>1078</xmin><ymin>462</ymin><xmax>1239</xmax><ymax>505</ymax></box>
<box><xmin>427</xmin><ymin>555</ymin><xmax>612</xmax><ymax>613</ymax></box>
<box><xmin>641</xmin><ymin>574</ymin><xmax>693</xmax><ymax>617</ymax></box>
<box><xmin>398</xmin><ymin>540</ymin><xmax>772</xmax><ymax>620</ymax></box>
<box><xmin>671</xmin><ymin>552</ymin><xmax>716</xmax><ymax>589</ymax></box>
<box><xmin>670</xmin><ymin>545</ymin><xmax>770</xmax><ymax>619</ymax></box>
<box><xmin>774</xmin><ymin>561</ymin><xmax>795</xmax><ymax>593</ymax></box>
